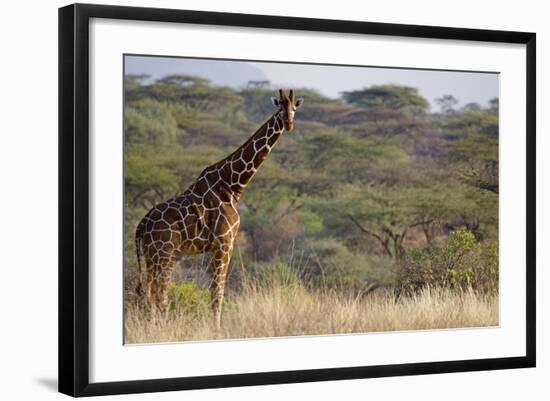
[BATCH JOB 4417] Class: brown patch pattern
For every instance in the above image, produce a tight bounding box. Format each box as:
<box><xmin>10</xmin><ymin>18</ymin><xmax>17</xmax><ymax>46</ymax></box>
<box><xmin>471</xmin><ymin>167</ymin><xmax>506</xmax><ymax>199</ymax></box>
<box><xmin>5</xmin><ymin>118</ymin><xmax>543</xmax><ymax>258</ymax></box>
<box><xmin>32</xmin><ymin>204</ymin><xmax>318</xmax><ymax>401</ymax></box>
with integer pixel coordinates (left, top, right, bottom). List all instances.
<box><xmin>134</xmin><ymin>90</ymin><xmax>302</xmax><ymax>326</ymax></box>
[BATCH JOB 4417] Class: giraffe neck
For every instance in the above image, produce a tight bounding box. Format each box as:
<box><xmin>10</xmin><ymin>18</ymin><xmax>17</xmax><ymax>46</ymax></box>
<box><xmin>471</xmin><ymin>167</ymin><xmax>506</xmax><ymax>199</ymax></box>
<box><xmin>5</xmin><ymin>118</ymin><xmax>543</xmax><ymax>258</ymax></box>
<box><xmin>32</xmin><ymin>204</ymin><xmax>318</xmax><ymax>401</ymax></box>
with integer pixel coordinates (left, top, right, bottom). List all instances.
<box><xmin>220</xmin><ymin>112</ymin><xmax>285</xmax><ymax>199</ymax></box>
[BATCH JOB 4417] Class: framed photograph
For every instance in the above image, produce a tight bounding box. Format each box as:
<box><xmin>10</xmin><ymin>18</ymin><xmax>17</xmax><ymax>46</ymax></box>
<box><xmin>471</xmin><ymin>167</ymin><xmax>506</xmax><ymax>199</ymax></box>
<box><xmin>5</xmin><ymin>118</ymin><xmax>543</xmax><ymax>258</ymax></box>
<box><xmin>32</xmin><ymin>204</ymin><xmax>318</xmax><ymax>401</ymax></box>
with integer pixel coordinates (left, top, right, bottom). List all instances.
<box><xmin>58</xmin><ymin>3</ymin><xmax>536</xmax><ymax>397</ymax></box>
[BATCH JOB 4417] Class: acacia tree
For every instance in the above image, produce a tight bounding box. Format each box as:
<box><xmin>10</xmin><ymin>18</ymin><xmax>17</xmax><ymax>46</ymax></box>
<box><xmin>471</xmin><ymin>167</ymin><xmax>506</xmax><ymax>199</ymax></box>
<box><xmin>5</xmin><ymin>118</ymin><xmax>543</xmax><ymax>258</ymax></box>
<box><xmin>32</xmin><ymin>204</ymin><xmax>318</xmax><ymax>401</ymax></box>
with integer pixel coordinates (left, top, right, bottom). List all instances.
<box><xmin>436</xmin><ymin>94</ymin><xmax>459</xmax><ymax>115</ymax></box>
<box><xmin>122</xmin><ymin>72</ymin><xmax>500</xmax><ymax>293</ymax></box>
<box><xmin>341</xmin><ymin>85</ymin><xmax>429</xmax><ymax>112</ymax></box>
<box><xmin>340</xmin><ymin>85</ymin><xmax>430</xmax><ymax>140</ymax></box>
<box><xmin>456</xmin><ymin>160</ymin><xmax>499</xmax><ymax>194</ymax></box>
<box><xmin>332</xmin><ymin>185</ymin><xmax>419</xmax><ymax>263</ymax></box>
<box><xmin>336</xmin><ymin>184</ymin><xmax>481</xmax><ymax>263</ymax></box>
<box><xmin>124</xmin><ymin>74</ymin><xmax>150</xmax><ymax>91</ymax></box>
<box><xmin>156</xmin><ymin>74</ymin><xmax>210</xmax><ymax>87</ymax></box>
<box><xmin>125</xmin><ymin>99</ymin><xmax>180</xmax><ymax>145</ymax></box>
<box><xmin>447</xmin><ymin>112</ymin><xmax>499</xmax><ymax>194</ymax></box>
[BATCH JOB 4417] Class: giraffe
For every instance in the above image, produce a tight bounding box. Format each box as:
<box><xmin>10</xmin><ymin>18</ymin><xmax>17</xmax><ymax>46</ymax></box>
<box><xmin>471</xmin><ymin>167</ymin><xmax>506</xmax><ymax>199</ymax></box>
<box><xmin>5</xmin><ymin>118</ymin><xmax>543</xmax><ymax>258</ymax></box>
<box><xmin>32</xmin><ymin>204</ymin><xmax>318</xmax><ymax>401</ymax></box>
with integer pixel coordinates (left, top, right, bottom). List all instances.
<box><xmin>135</xmin><ymin>89</ymin><xmax>304</xmax><ymax>327</ymax></box>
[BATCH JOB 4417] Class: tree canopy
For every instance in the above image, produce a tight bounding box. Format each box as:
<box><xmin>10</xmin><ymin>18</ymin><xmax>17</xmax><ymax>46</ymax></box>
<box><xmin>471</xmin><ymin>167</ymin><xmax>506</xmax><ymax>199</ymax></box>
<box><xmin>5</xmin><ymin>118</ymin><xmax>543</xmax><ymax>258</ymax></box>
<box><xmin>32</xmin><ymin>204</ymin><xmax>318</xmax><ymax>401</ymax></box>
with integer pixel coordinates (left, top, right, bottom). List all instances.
<box><xmin>124</xmin><ymin>75</ymin><xmax>499</xmax><ymax>293</ymax></box>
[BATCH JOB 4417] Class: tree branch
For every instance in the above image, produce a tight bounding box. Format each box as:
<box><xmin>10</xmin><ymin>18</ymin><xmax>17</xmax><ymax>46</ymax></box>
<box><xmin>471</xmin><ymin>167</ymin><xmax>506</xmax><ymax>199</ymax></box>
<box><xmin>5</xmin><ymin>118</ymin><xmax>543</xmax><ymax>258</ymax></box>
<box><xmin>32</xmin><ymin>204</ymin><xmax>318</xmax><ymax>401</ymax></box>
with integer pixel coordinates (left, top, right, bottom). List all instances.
<box><xmin>347</xmin><ymin>214</ymin><xmax>393</xmax><ymax>257</ymax></box>
<box><xmin>409</xmin><ymin>219</ymin><xmax>435</xmax><ymax>228</ymax></box>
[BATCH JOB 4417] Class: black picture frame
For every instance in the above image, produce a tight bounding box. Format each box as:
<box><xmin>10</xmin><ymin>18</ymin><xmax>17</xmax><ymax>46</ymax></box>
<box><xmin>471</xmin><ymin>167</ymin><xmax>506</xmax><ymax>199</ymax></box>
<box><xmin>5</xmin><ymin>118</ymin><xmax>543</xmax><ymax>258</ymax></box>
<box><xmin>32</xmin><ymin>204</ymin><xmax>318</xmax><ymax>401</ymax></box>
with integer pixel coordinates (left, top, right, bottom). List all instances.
<box><xmin>58</xmin><ymin>3</ymin><xmax>536</xmax><ymax>397</ymax></box>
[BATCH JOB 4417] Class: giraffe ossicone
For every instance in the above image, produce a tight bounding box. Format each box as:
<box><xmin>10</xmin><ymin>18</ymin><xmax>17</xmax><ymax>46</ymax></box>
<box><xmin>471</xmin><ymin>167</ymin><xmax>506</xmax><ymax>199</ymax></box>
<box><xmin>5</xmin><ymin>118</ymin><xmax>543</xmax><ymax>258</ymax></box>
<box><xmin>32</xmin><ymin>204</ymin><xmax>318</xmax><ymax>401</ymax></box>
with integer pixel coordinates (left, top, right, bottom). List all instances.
<box><xmin>135</xmin><ymin>89</ymin><xmax>304</xmax><ymax>327</ymax></box>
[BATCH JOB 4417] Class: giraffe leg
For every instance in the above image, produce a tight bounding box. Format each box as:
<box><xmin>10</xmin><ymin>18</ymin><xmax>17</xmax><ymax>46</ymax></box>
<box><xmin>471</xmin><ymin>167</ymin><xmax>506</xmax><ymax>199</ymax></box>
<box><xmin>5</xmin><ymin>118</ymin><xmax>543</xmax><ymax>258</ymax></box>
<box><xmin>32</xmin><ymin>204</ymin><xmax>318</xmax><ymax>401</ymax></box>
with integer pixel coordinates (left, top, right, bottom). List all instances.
<box><xmin>143</xmin><ymin>259</ymin><xmax>156</xmax><ymax>311</ymax></box>
<box><xmin>142</xmin><ymin>259</ymin><xmax>171</xmax><ymax>316</ymax></box>
<box><xmin>209</xmin><ymin>246</ymin><xmax>233</xmax><ymax>328</ymax></box>
<box><xmin>155</xmin><ymin>256</ymin><xmax>176</xmax><ymax>316</ymax></box>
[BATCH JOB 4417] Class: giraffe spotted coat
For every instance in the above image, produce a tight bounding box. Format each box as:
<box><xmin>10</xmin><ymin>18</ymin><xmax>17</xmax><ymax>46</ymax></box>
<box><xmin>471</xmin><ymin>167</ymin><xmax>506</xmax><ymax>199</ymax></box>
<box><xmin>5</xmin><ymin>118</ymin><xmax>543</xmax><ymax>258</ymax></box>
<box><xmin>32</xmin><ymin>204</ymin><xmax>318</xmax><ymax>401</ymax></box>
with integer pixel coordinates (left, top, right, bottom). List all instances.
<box><xmin>135</xmin><ymin>90</ymin><xmax>304</xmax><ymax>326</ymax></box>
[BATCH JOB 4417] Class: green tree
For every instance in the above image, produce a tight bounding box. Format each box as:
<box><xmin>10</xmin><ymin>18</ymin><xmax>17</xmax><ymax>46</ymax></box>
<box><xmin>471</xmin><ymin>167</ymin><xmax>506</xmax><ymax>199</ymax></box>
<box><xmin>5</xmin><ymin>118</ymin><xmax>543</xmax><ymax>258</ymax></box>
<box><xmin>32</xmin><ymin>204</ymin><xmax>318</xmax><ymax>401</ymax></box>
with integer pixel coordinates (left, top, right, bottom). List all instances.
<box><xmin>341</xmin><ymin>85</ymin><xmax>429</xmax><ymax>112</ymax></box>
<box><xmin>156</xmin><ymin>74</ymin><xmax>210</xmax><ymax>87</ymax></box>
<box><xmin>122</xmin><ymin>72</ymin><xmax>499</xmax><ymax>296</ymax></box>
<box><xmin>125</xmin><ymin>99</ymin><xmax>180</xmax><ymax>145</ymax></box>
<box><xmin>436</xmin><ymin>94</ymin><xmax>459</xmax><ymax>115</ymax></box>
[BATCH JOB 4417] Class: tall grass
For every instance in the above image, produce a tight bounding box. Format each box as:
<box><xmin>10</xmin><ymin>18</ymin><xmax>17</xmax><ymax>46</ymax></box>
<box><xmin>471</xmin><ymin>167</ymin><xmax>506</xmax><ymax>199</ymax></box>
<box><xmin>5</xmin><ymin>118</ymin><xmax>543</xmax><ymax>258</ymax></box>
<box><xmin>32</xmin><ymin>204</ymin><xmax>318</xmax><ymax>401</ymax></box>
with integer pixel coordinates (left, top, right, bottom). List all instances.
<box><xmin>124</xmin><ymin>274</ymin><xmax>498</xmax><ymax>344</ymax></box>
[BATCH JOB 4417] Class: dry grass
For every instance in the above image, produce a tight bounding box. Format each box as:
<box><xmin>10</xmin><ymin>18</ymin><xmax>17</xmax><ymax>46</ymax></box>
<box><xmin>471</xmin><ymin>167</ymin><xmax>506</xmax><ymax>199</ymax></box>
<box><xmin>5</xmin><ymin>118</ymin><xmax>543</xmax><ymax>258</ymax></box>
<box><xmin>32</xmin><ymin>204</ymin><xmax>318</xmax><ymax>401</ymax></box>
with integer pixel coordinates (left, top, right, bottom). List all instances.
<box><xmin>124</xmin><ymin>283</ymin><xmax>498</xmax><ymax>344</ymax></box>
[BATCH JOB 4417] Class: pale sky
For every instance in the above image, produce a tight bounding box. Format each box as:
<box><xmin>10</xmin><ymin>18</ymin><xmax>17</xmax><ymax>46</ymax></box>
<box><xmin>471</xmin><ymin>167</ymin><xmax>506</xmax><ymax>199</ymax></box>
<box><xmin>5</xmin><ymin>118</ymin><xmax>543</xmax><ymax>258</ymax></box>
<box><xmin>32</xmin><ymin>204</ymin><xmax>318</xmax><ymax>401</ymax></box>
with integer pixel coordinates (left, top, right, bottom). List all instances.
<box><xmin>250</xmin><ymin>62</ymin><xmax>499</xmax><ymax>110</ymax></box>
<box><xmin>125</xmin><ymin>55</ymin><xmax>499</xmax><ymax>111</ymax></box>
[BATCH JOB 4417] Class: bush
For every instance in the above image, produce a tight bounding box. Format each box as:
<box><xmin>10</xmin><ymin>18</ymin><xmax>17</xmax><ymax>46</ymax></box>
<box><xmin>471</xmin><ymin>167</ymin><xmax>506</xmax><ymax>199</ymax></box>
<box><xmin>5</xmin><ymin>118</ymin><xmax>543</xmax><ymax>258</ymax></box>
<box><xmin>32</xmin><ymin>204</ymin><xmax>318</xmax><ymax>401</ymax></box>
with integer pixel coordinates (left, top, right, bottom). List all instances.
<box><xmin>125</xmin><ymin>99</ymin><xmax>180</xmax><ymax>145</ymax></box>
<box><xmin>303</xmin><ymin>239</ymin><xmax>394</xmax><ymax>291</ymax></box>
<box><xmin>474</xmin><ymin>240</ymin><xmax>499</xmax><ymax>293</ymax></box>
<box><xmin>252</xmin><ymin>260</ymin><xmax>302</xmax><ymax>289</ymax></box>
<box><xmin>399</xmin><ymin>228</ymin><xmax>498</xmax><ymax>293</ymax></box>
<box><xmin>168</xmin><ymin>280</ymin><xmax>210</xmax><ymax>317</ymax></box>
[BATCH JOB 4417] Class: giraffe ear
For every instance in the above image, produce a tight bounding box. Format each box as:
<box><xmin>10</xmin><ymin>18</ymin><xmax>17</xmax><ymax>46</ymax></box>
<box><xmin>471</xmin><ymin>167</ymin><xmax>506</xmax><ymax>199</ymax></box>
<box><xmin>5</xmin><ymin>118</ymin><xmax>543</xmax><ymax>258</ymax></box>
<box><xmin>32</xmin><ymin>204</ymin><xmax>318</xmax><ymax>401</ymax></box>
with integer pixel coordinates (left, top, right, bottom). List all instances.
<box><xmin>271</xmin><ymin>97</ymin><xmax>280</xmax><ymax>107</ymax></box>
<box><xmin>295</xmin><ymin>97</ymin><xmax>304</xmax><ymax>108</ymax></box>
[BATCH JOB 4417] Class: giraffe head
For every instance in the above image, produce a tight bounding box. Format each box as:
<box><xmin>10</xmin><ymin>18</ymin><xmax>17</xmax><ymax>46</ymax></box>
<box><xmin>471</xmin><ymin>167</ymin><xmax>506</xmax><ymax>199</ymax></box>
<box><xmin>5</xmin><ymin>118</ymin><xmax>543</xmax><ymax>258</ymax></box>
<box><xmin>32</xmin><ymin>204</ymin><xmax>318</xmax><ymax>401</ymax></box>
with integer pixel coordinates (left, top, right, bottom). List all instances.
<box><xmin>271</xmin><ymin>89</ymin><xmax>304</xmax><ymax>131</ymax></box>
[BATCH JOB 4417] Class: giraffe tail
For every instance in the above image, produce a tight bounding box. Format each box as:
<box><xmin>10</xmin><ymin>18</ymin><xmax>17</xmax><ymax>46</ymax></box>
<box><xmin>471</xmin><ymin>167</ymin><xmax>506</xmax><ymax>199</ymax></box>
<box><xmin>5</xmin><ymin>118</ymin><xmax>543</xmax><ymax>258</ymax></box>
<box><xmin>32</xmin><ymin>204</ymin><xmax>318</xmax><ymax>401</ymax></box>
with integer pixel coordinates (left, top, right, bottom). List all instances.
<box><xmin>135</xmin><ymin>223</ymin><xmax>144</xmax><ymax>296</ymax></box>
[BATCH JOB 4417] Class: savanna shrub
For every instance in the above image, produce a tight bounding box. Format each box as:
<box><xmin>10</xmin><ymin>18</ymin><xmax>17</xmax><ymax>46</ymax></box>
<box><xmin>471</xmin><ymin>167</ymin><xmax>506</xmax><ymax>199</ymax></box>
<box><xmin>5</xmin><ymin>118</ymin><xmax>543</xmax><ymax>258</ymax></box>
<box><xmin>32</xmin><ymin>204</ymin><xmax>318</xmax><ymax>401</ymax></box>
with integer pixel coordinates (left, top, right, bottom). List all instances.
<box><xmin>252</xmin><ymin>259</ymin><xmax>302</xmax><ymax>289</ymax></box>
<box><xmin>168</xmin><ymin>280</ymin><xmax>210</xmax><ymax>317</ymax></box>
<box><xmin>399</xmin><ymin>228</ymin><xmax>498</xmax><ymax>293</ymax></box>
<box><xmin>304</xmin><ymin>238</ymin><xmax>394</xmax><ymax>291</ymax></box>
<box><xmin>474</xmin><ymin>240</ymin><xmax>499</xmax><ymax>293</ymax></box>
